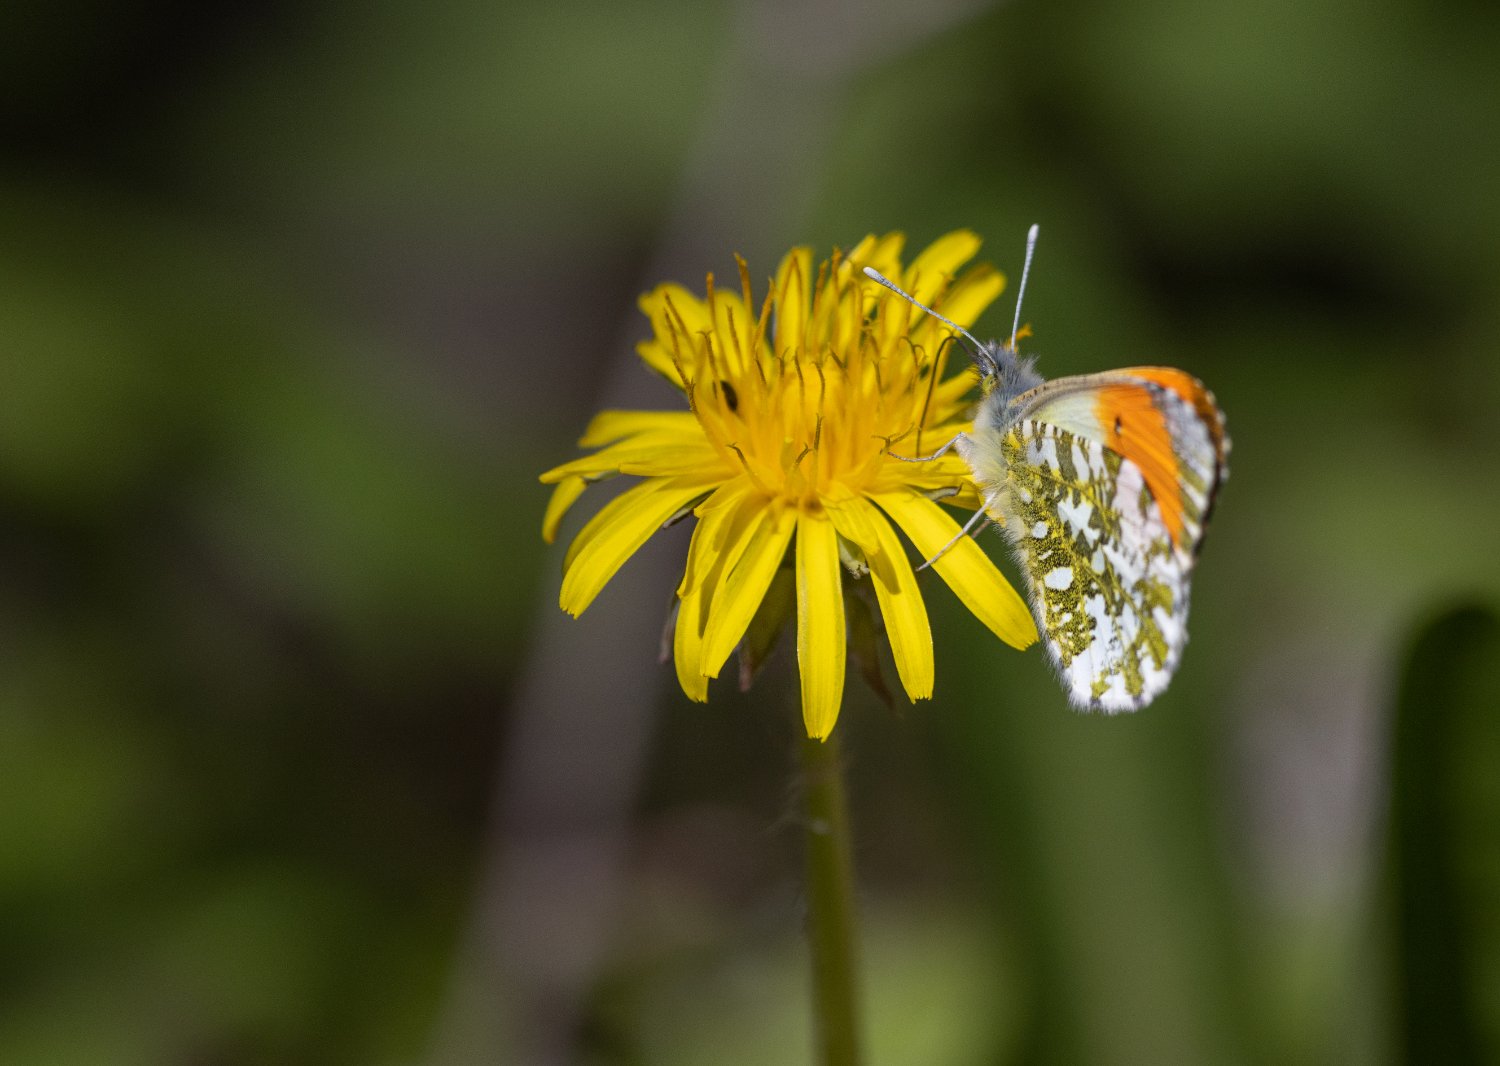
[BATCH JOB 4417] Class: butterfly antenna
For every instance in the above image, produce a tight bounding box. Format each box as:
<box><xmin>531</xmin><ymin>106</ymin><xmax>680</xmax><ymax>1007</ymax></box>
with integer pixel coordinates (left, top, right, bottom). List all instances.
<box><xmin>862</xmin><ymin>266</ymin><xmax>985</xmax><ymax>359</ymax></box>
<box><xmin>1009</xmin><ymin>223</ymin><xmax>1039</xmax><ymax>351</ymax></box>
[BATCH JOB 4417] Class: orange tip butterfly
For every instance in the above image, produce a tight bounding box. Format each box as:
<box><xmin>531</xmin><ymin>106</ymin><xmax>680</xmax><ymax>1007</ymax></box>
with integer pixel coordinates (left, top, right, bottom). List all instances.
<box><xmin>864</xmin><ymin>225</ymin><xmax>1229</xmax><ymax>711</ymax></box>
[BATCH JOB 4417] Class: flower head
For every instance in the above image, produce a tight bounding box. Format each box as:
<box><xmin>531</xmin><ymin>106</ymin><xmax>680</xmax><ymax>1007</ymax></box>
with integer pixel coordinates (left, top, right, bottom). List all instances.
<box><xmin>540</xmin><ymin>231</ymin><xmax>1036</xmax><ymax>738</ymax></box>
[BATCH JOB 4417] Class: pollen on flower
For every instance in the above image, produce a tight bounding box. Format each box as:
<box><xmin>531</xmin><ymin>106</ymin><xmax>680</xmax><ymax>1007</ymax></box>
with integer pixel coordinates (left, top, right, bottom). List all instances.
<box><xmin>540</xmin><ymin>230</ymin><xmax>1038</xmax><ymax>739</ymax></box>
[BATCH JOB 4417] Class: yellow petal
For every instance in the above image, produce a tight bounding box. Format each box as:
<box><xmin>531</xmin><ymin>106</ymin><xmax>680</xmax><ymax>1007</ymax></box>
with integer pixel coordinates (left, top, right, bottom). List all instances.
<box><xmin>871</xmin><ymin>489</ymin><xmax>1037</xmax><ymax>650</ymax></box>
<box><xmin>696</xmin><ymin>474</ymin><xmax>755</xmax><ymax>514</ymax></box>
<box><xmin>580</xmin><ymin>410</ymin><xmax>700</xmax><ymax>448</ymax></box>
<box><xmin>840</xmin><ymin>234</ymin><xmax>880</xmax><ymax>273</ymax></box>
<box><xmin>618</xmin><ymin>450</ymin><xmax>733</xmax><ymax>479</ymax></box>
<box><xmin>676</xmin><ymin>481</ymin><xmax>752</xmax><ymax>592</ymax></box>
<box><xmin>640</xmin><ymin>282</ymin><xmax>712</xmax><ymax>337</ymax></box>
<box><xmin>541</xmin><ymin>436</ymin><xmax>723</xmax><ymax>483</ymax></box>
<box><xmin>821</xmin><ymin>483</ymin><xmax>884</xmax><ymax>561</ymax></box>
<box><xmin>826</xmin><ymin>266</ymin><xmax>868</xmax><ymax>358</ymax></box>
<box><xmin>705</xmin><ymin>288</ymin><xmax>758</xmax><ymax>379</ymax></box>
<box><xmin>670</xmin><ymin>480</ymin><xmax>755</xmax><ymax>700</ymax></box>
<box><xmin>638</xmin><ymin>283</ymin><xmax>714</xmax><ymax>385</ymax></box>
<box><xmin>674</xmin><ymin>584</ymin><xmax>710</xmax><ymax>702</ymax></box>
<box><xmin>796</xmin><ymin>510</ymin><xmax>847</xmax><ymax>739</ymax></box>
<box><xmin>904</xmin><ymin>230</ymin><xmax>982</xmax><ymax>306</ymax></box>
<box><xmin>934</xmin><ymin>263</ymin><xmax>1005</xmax><ymax>331</ymax></box>
<box><xmin>852</xmin><ymin>232</ymin><xmax>907</xmax><ymax>282</ymax></box>
<box><xmin>869</xmin><ymin>450</ymin><xmax>972</xmax><ymax>493</ymax></box>
<box><xmin>700</xmin><ymin>500</ymin><xmax>796</xmax><ymax>678</ymax></box>
<box><xmin>559</xmin><ymin>475</ymin><xmax>720</xmax><ymax>616</ymax></box>
<box><xmin>871</xmin><ymin>232</ymin><xmax>907</xmax><ymax>263</ymax></box>
<box><xmin>828</xmin><ymin>494</ymin><xmax>930</xmax><ymax>704</ymax></box>
<box><xmin>903</xmin><ymin>237</ymin><xmax>996</xmax><ymax>358</ymax></box>
<box><xmin>942</xmin><ymin>482</ymin><xmax>986</xmax><ymax>510</ymax></box>
<box><xmin>562</xmin><ymin>477</ymin><xmax>639</xmax><ymax>573</ymax></box>
<box><xmin>635</xmin><ymin>339</ymin><xmax>687</xmax><ymax>388</ymax></box>
<box><xmin>931</xmin><ymin>368</ymin><xmax>980</xmax><ymax>412</ymax></box>
<box><xmin>542</xmin><ymin>475</ymin><xmax>587</xmax><ymax>544</ymax></box>
<box><xmin>773</xmin><ymin>246</ymin><xmax>813</xmax><ymax>356</ymax></box>
<box><xmin>852</xmin><ymin>498</ymin><xmax>933</xmax><ymax>701</ymax></box>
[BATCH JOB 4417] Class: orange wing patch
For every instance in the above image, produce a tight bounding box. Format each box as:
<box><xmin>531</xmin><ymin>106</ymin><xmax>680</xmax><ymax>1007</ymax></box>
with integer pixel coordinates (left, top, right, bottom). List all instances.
<box><xmin>1093</xmin><ymin>383</ymin><xmax>1185</xmax><ymax>548</ymax></box>
<box><xmin>1125</xmin><ymin>367</ymin><xmax>1229</xmax><ymax>468</ymax></box>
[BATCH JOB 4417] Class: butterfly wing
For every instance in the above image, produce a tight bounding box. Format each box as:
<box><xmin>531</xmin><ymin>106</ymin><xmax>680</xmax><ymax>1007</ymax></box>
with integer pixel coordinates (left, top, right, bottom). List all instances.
<box><xmin>965</xmin><ymin>368</ymin><xmax>1227</xmax><ymax>711</ymax></box>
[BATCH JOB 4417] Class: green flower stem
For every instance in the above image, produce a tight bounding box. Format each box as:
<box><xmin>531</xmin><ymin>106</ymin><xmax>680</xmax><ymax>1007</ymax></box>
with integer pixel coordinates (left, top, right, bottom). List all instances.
<box><xmin>801</xmin><ymin>731</ymin><xmax>863</xmax><ymax>1066</ymax></box>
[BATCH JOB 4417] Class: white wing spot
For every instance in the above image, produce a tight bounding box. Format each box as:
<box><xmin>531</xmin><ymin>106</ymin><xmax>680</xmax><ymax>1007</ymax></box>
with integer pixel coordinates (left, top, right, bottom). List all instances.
<box><xmin>1029</xmin><ymin>436</ymin><xmax>1060</xmax><ymax>471</ymax></box>
<box><xmin>1057</xmin><ymin>496</ymin><xmax>1094</xmax><ymax>540</ymax></box>
<box><xmin>1071</xmin><ymin>441</ymin><xmax>1091</xmax><ymax>476</ymax></box>
<box><xmin>1043</xmin><ymin>567</ymin><xmax>1073</xmax><ymax>590</ymax></box>
<box><xmin>1031</xmin><ymin>520</ymin><xmax>1048</xmax><ymax>538</ymax></box>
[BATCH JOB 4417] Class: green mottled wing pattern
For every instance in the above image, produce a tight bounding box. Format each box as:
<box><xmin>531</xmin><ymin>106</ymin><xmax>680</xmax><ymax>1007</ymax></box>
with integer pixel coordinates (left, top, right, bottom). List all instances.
<box><xmin>996</xmin><ymin>418</ymin><xmax>1188</xmax><ymax>711</ymax></box>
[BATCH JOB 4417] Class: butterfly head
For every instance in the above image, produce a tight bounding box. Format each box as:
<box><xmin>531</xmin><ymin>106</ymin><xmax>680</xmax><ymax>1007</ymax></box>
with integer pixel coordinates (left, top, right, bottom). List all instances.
<box><xmin>975</xmin><ymin>339</ymin><xmax>1044</xmax><ymax>426</ymax></box>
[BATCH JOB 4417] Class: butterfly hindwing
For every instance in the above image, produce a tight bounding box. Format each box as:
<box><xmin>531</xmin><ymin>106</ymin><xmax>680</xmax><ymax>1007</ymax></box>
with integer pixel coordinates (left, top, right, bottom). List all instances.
<box><xmin>996</xmin><ymin>417</ymin><xmax>1189</xmax><ymax>711</ymax></box>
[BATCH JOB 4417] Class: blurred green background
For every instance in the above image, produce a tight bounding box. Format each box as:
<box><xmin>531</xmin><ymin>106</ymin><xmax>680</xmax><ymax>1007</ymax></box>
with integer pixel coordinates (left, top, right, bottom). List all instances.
<box><xmin>3</xmin><ymin>0</ymin><xmax>1498</xmax><ymax>1063</ymax></box>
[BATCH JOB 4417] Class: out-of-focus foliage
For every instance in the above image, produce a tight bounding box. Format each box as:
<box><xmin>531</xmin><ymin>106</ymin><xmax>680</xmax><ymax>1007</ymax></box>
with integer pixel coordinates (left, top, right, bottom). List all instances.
<box><xmin>1388</xmin><ymin>606</ymin><xmax>1500</xmax><ymax>1064</ymax></box>
<box><xmin>1</xmin><ymin>0</ymin><xmax>1497</xmax><ymax>1062</ymax></box>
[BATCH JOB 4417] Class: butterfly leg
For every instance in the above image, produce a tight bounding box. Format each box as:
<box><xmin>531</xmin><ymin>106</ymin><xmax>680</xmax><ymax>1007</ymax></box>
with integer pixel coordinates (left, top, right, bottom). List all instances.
<box><xmin>889</xmin><ymin>432</ymin><xmax>965</xmax><ymax>463</ymax></box>
<box><xmin>917</xmin><ymin>493</ymin><xmax>998</xmax><ymax>571</ymax></box>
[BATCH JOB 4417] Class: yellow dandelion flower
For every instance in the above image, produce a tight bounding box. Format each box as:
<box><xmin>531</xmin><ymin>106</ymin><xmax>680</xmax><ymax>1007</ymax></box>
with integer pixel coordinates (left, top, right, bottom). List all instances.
<box><xmin>540</xmin><ymin>230</ymin><xmax>1037</xmax><ymax>739</ymax></box>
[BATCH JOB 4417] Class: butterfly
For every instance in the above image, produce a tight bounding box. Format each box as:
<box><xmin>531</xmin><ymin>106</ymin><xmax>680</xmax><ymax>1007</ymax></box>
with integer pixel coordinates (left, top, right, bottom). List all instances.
<box><xmin>864</xmin><ymin>226</ymin><xmax>1229</xmax><ymax>711</ymax></box>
